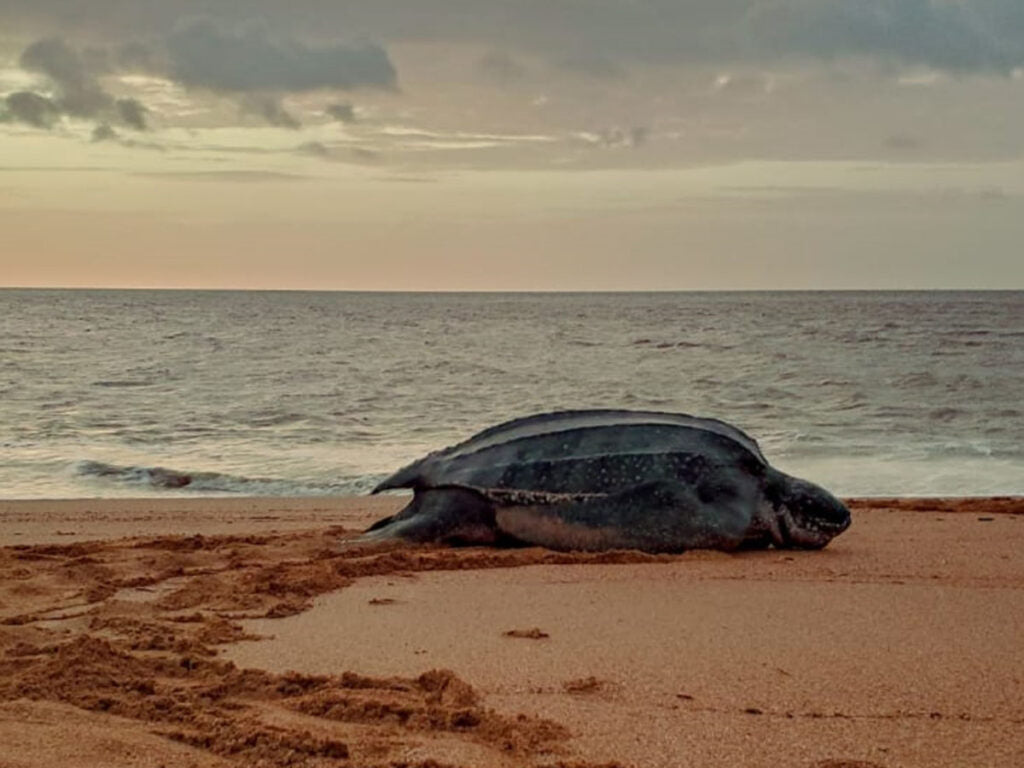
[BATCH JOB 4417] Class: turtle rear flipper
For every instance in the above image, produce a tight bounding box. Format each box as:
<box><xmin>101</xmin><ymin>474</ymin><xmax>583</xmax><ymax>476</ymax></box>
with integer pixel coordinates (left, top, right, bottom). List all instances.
<box><xmin>494</xmin><ymin>479</ymin><xmax>754</xmax><ymax>554</ymax></box>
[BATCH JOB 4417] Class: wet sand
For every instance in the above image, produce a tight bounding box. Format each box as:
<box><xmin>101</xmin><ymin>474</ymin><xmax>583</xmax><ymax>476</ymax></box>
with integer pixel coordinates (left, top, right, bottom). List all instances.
<box><xmin>1</xmin><ymin>496</ymin><xmax>1022</xmax><ymax>767</ymax></box>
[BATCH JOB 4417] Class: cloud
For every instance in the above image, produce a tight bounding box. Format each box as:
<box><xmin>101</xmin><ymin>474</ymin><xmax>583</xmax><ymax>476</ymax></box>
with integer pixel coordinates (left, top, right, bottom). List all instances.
<box><xmin>13</xmin><ymin>37</ymin><xmax>150</xmax><ymax>130</ymax></box>
<box><xmin>115</xmin><ymin>41</ymin><xmax>156</xmax><ymax>71</ymax></box>
<box><xmin>574</xmin><ymin>125</ymin><xmax>649</xmax><ymax>149</ymax></box>
<box><xmin>325</xmin><ymin>102</ymin><xmax>356</xmax><ymax>123</ymax></box>
<box><xmin>5</xmin><ymin>21</ymin><xmax>397</xmax><ymax>138</ymax></box>
<box><xmin>89</xmin><ymin>121</ymin><xmax>162</xmax><ymax>150</ymax></box>
<box><xmin>297</xmin><ymin>140</ymin><xmax>330</xmax><ymax>157</ymax></box>
<box><xmin>3</xmin><ymin>2</ymin><xmax>1024</xmax><ymax>75</ymax></box>
<box><xmin>628</xmin><ymin>126</ymin><xmax>649</xmax><ymax>147</ymax></box>
<box><xmin>478</xmin><ymin>50</ymin><xmax>528</xmax><ymax>84</ymax></box>
<box><xmin>20</xmin><ymin>38</ymin><xmax>93</xmax><ymax>92</ymax></box>
<box><xmin>1</xmin><ymin>91</ymin><xmax>61</xmax><ymax>127</ymax></box>
<box><xmin>165</xmin><ymin>17</ymin><xmax>397</xmax><ymax>93</ymax></box>
<box><xmin>242</xmin><ymin>95</ymin><xmax>301</xmax><ymax>128</ymax></box>
<box><xmin>91</xmin><ymin>122</ymin><xmax>118</xmax><ymax>142</ymax></box>
<box><xmin>20</xmin><ymin>37</ymin><xmax>113</xmax><ymax>118</ymax></box>
<box><xmin>4</xmin><ymin>1</ymin><xmax>1024</xmax><ymax>169</ymax></box>
<box><xmin>116</xmin><ymin>97</ymin><xmax>148</xmax><ymax>129</ymax></box>
<box><xmin>742</xmin><ymin>0</ymin><xmax>1024</xmax><ymax>74</ymax></box>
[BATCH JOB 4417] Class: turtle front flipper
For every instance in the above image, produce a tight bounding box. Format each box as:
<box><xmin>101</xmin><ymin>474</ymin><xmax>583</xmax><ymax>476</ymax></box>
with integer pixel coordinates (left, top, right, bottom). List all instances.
<box><xmin>493</xmin><ymin>479</ymin><xmax>755</xmax><ymax>554</ymax></box>
<box><xmin>358</xmin><ymin>486</ymin><xmax>506</xmax><ymax>546</ymax></box>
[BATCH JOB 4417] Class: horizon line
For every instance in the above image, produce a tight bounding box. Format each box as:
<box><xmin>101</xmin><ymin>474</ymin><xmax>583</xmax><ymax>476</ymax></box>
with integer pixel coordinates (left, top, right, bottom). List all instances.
<box><xmin>1</xmin><ymin>285</ymin><xmax>1021</xmax><ymax>294</ymax></box>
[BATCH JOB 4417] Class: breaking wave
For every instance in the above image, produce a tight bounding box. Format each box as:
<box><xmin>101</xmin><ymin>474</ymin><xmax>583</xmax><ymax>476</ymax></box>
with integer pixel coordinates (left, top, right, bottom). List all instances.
<box><xmin>73</xmin><ymin>460</ymin><xmax>384</xmax><ymax>497</ymax></box>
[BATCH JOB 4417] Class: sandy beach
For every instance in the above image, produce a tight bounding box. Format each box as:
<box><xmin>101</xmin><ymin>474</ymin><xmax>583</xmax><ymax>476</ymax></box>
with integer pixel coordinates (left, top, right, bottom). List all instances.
<box><xmin>1</xmin><ymin>496</ymin><xmax>1022</xmax><ymax>768</ymax></box>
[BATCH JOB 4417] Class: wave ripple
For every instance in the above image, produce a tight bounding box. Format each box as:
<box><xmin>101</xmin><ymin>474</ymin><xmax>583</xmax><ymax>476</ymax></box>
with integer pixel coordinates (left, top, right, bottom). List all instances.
<box><xmin>1</xmin><ymin>289</ymin><xmax>1021</xmax><ymax>498</ymax></box>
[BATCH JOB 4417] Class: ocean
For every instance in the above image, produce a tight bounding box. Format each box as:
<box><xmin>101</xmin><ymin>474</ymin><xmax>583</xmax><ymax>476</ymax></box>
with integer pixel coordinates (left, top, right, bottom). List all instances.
<box><xmin>1</xmin><ymin>289</ymin><xmax>1021</xmax><ymax>499</ymax></box>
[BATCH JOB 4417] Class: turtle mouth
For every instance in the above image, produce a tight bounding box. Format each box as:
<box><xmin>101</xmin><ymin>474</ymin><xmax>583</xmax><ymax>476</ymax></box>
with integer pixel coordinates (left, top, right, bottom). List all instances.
<box><xmin>777</xmin><ymin>510</ymin><xmax>846</xmax><ymax>549</ymax></box>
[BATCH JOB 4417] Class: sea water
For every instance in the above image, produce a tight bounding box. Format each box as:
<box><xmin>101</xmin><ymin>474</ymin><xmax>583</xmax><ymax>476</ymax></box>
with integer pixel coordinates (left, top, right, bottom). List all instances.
<box><xmin>1</xmin><ymin>289</ymin><xmax>1021</xmax><ymax>498</ymax></box>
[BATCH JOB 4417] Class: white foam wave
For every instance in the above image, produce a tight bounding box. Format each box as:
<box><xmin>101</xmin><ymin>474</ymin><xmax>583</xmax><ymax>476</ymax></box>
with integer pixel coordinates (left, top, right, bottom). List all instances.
<box><xmin>73</xmin><ymin>460</ymin><xmax>385</xmax><ymax>497</ymax></box>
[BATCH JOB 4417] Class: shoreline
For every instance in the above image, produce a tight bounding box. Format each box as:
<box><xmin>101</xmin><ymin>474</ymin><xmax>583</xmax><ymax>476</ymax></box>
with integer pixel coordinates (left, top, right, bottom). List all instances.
<box><xmin>1</xmin><ymin>496</ymin><xmax>1022</xmax><ymax>767</ymax></box>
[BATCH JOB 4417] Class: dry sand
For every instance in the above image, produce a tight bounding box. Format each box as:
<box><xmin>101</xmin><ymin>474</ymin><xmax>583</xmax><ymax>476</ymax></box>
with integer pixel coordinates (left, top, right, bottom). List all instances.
<box><xmin>0</xmin><ymin>496</ymin><xmax>1021</xmax><ymax>767</ymax></box>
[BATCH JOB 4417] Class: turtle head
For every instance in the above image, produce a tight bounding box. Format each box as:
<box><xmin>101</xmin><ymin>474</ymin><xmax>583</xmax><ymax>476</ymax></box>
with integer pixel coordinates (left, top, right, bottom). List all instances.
<box><xmin>763</xmin><ymin>470</ymin><xmax>851</xmax><ymax>549</ymax></box>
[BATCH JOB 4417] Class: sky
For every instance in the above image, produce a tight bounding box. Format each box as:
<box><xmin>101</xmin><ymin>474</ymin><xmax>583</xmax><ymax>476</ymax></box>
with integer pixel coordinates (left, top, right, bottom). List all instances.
<box><xmin>2</xmin><ymin>1</ymin><xmax>1024</xmax><ymax>290</ymax></box>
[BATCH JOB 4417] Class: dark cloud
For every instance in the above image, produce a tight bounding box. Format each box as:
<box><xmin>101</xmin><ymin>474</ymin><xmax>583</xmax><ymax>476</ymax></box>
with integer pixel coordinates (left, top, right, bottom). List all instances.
<box><xmin>4</xmin><ymin>20</ymin><xmax>396</xmax><ymax>138</ymax></box>
<box><xmin>13</xmin><ymin>37</ymin><xmax>150</xmax><ymax>129</ymax></box>
<box><xmin>165</xmin><ymin>17</ymin><xmax>397</xmax><ymax>93</ymax></box>
<box><xmin>116</xmin><ymin>97</ymin><xmax>148</xmax><ymax>129</ymax></box>
<box><xmin>20</xmin><ymin>38</ymin><xmax>93</xmax><ymax>91</ymax></box>
<box><xmin>9</xmin><ymin>1</ymin><xmax>1020</xmax><ymax>74</ymax></box>
<box><xmin>1</xmin><ymin>91</ymin><xmax>62</xmax><ymax>128</ymax></box>
<box><xmin>4</xmin><ymin>22</ymin><xmax>401</xmax><ymax>139</ymax></box>
<box><xmin>20</xmin><ymin>37</ymin><xmax>112</xmax><ymax>118</ymax></box>
<box><xmin>325</xmin><ymin>102</ymin><xmax>356</xmax><ymax>123</ymax></box>
<box><xmin>743</xmin><ymin>0</ymin><xmax>1024</xmax><ymax>74</ymax></box>
<box><xmin>91</xmin><ymin>122</ymin><xmax>118</xmax><ymax>141</ymax></box>
<box><xmin>242</xmin><ymin>95</ymin><xmax>301</xmax><ymax>128</ymax></box>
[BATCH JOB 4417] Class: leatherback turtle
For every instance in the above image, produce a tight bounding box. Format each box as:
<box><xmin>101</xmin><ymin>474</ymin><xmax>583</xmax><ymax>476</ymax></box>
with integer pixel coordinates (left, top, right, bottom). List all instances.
<box><xmin>362</xmin><ymin>409</ymin><xmax>851</xmax><ymax>553</ymax></box>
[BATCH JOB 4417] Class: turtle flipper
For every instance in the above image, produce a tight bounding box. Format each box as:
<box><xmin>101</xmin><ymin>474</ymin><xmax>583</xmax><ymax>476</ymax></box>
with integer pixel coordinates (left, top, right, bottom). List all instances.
<box><xmin>493</xmin><ymin>478</ymin><xmax>754</xmax><ymax>553</ymax></box>
<box><xmin>358</xmin><ymin>487</ymin><xmax>503</xmax><ymax>546</ymax></box>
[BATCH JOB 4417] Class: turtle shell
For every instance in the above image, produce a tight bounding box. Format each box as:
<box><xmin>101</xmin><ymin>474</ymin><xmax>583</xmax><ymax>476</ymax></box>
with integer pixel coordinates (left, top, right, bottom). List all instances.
<box><xmin>373</xmin><ymin>409</ymin><xmax>768</xmax><ymax>496</ymax></box>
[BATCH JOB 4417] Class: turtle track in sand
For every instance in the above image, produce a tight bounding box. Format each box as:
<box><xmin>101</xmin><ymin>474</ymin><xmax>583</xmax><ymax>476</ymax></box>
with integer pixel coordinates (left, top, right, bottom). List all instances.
<box><xmin>0</xmin><ymin>526</ymin><xmax>661</xmax><ymax>767</ymax></box>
